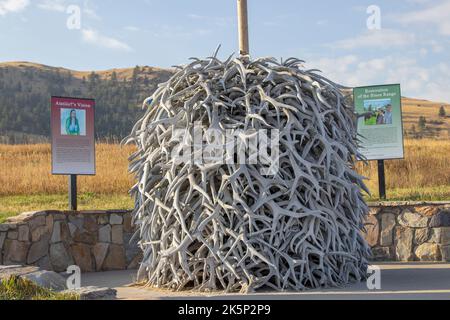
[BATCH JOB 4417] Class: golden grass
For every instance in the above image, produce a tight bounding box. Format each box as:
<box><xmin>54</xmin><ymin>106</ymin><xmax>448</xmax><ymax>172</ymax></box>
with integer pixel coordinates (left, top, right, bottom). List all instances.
<box><xmin>0</xmin><ymin>140</ymin><xmax>448</xmax><ymax>219</ymax></box>
<box><xmin>0</xmin><ymin>193</ymin><xmax>134</xmax><ymax>223</ymax></box>
<box><xmin>356</xmin><ymin>139</ymin><xmax>450</xmax><ymax>199</ymax></box>
<box><xmin>0</xmin><ymin>143</ymin><xmax>135</xmax><ymax>195</ymax></box>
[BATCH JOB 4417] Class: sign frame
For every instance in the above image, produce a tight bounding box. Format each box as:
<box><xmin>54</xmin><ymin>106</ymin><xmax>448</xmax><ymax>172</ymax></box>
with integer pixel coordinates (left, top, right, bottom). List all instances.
<box><xmin>50</xmin><ymin>96</ymin><xmax>96</xmax><ymax>176</ymax></box>
<box><xmin>353</xmin><ymin>83</ymin><xmax>405</xmax><ymax>161</ymax></box>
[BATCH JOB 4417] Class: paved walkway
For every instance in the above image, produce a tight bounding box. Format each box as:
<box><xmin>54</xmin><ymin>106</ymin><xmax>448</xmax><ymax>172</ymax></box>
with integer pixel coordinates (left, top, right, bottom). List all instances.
<box><xmin>81</xmin><ymin>263</ymin><xmax>450</xmax><ymax>300</ymax></box>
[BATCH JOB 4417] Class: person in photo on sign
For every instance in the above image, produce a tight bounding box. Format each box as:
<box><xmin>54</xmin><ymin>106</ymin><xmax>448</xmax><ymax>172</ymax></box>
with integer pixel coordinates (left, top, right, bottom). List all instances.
<box><xmin>376</xmin><ymin>110</ymin><xmax>385</xmax><ymax>125</ymax></box>
<box><xmin>384</xmin><ymin>104</ymin><xmax>393</xmax><ymax>124</ymax></box>
<box><xmin>65</xmin><ymin>109</ymin><xmax>80</xmax><ymax>136</ymax></box>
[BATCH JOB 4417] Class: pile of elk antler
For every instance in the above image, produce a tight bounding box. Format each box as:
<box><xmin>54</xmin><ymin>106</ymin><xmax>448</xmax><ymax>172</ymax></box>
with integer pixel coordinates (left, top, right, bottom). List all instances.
<box><xmin>124</xmin><ymin>50</ymin><xmax>371</xmax><ymax>293</ymax></box>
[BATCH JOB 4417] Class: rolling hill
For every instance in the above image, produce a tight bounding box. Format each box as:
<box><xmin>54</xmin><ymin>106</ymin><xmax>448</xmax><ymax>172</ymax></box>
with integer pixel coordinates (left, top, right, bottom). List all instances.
<box><xmin>0</xmin><ymin>61</ymin><xmax>448</xmax><ymax>143</ymax></box>
<box><xmin>402</xmin><ymin>97</ymin><xmax>450</xmax><ymax>138</ymax></box>
<box><xmin>0</xmin><ymin>61</ymin><xmax>173</xmax><ymax>143</ymax></box>
<box><xmin>0</xmin><ymin>61</ymin><xmax>170</xmax><ymax>82</ymax></box>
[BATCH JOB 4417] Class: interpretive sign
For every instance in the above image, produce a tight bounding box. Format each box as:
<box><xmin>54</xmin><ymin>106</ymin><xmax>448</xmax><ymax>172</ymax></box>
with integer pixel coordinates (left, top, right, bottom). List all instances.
<box><xmin>51</xmin><ymin>96</ymin><xmax>96</xmax><ymax>175</ymax></box>
<box><xmin>354</xmin><ymin>84</ymin><xmax>404</xmax><ymax>160</ymax></box>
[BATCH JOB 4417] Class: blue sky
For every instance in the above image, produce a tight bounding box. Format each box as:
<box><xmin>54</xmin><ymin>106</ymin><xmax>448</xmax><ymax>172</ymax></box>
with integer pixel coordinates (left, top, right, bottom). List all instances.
<box><xmin>0</xmin><ymin>0</ymin><xmax>449</xmax><ymax>102</ymax></box>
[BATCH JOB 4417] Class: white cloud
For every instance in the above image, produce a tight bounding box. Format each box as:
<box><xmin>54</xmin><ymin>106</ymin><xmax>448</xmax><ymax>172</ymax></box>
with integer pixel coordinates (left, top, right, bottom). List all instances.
<box><xmin>83</xmin><ymin>0</ymin><xmax>100</xmax><ymax>20</ymax></box>
<box><xmin>125</xmin><ymin>26</ymin><xmax>140</xmax><ymax>32</ymax></box>
<box><xmin>37</xmin><ymin>0</ymin><xmax>66</xmax><ymax>12</ymax></box>
<box><xmin>395</xmin><ymin>0</ymin><xmax>450</xmax><ymax>36</ymax></box>
<box><xmin>331</xmin><ymin>29</ymin><xmax>416</xmax><ymax>50</ymax></box>
<box><xmin>405</xmin><ymin>0</ymin><xmax>432</xmax><ymax>3</ymax></box>
<box><xmin>306</xmin><ymin>55</ymin><xmax>450</xmax><ymax>103</ymax></box>
<box><xmin>0</xmin><ymin>0</ymin><xmax>29</xmax><ymax>15</ymax></box>
<box><xmin>429</xmin><ymin>40</ymin><xmax>444</xmax><ymax>53</ymax></box>
<box><xmin>309</xmin><ymin>55</ymin><xmax>358</xmax><ymax>76</ymax></box>
<box><xmin>38</xmin><ymin>0</ymin><xmax>100</xmax><ymax>20</ymax></box>
<box><xmin>81</xmin><ymin>28</ymin><xmax>132</xmax><ymax>52</ymax></box>
<box><xmin>419</xmin><ymin>48</ymin><xmax>428</xmax><ymax>57</ymax></box>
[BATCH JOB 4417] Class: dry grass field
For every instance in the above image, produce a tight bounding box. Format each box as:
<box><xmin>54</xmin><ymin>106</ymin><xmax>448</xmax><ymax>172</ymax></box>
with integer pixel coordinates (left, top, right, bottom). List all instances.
<box><xmin>402</xmin><ymin>98</ymin><xmax>450</xmax><ymax>138</ymax></box>
<box><xmin>0</xmin><ymin>143</ymin><xmax>136</xmax><ymax>222</ymax></box>
<box><xmin>0</xmin><ymin>140</ymin><xmax>449</xmax><ymax>221</ymax></box>
<box><xmin>0</xmin><ymin>143</ymin><xmax>135</xmax><ymax>195</ymax></box>
<box><xmin>356</xmin><ymin>139</ymin><xmax>450</xmax><ymax>200</ymax></box>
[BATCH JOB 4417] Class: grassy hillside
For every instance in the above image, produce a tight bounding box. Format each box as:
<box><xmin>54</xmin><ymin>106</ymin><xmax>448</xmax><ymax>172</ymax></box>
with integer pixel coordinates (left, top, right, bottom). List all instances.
<box><xmin>0</xmin><ymin>61</ymin><xmax>449</xmax><ymax>142</ymax></box>
<box><xmin>1</xmin><ymin>61</ymin><xmax>169</xmax><ymax>81</ymax></box>
<box><xmin>0</xmin><ymin>61</ymin><xmax>173</xmax><ymax>143</ymax></box>
<box><xmin>402</xmin><ymin>97</ymin><xmax>450</xmax><ymax>138</ymax></box>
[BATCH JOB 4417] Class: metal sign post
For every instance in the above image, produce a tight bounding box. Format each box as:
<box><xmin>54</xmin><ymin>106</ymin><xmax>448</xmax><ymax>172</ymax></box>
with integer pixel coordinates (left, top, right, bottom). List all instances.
<box><xmin>377</xmin><ymin>160</ymin><xmax>386</xmax><ymax>200</ymax></box>
<box><xmin>69</xmin><ymin>174</ymin><xmax>77</xmax><ymax>211</ymax></box>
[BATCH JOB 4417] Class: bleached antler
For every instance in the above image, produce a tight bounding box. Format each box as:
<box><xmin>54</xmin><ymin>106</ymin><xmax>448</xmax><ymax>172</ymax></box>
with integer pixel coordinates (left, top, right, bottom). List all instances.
<box><xmin>124</xmin><ymin>52</ymin><xmax>370</xmax><ymax>293</ymax></box>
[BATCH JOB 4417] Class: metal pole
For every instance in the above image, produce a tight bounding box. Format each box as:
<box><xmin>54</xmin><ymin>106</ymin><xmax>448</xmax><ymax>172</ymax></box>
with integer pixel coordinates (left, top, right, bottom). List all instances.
<box><xmin>237</xmin><ymin>0</ymin><xmax>250</xmax><ymax>56</ymax></box>
<box><xmin>69</xmin><ymin>174</ymin><xmax>77</xmax><ymax>211</ymax></box>
<box><xmin>377</xmin><ymin>160</ymin><xmax>386</xmax><ymax>200</ymax></box>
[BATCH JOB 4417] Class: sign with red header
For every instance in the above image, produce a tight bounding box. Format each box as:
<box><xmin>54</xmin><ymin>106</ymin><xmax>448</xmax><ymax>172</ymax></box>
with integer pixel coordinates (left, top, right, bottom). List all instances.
<box><xmin>51</xmin><ymin>96</ymin><xmax>96</xmax><ymax>175</ymax></box>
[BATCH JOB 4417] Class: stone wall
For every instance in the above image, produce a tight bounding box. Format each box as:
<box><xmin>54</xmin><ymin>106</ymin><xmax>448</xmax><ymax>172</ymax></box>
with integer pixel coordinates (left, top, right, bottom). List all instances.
<box><xmin>364</xmin><ymin>202</ymin><xmax>450</xmax><ymax>262</ymax></box>
<box><xmin>0</xmin><ymin>210</ymin><xmax>141</xmax><ymax>272</ymax></box>
<box><xmin>1</xmin><ymin>203</ymin><xmax>449</xmax><ymax>272</ymax></box>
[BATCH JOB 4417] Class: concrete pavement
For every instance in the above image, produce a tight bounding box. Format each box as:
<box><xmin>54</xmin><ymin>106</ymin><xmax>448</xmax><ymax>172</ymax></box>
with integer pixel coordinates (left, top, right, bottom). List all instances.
<box><xmin>81</xmin><ymin>263</ymin><xmax>450</xmax><ymax>300</ymax></box>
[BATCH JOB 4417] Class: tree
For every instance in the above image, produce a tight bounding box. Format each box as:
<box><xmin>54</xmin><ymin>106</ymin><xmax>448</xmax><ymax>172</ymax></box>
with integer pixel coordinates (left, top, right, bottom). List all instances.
<box><xmin>88</xmin><ymin>71</ymin><xmax>99</xmax><ymax>91</ymax></box>
<box><xmin>418</xmin><ymin>116</ymin><xmax>427</xmax><ymax>130</ymax></box>
<box><xmin>143</xmin><ymin>76</ymin><xmax>149</xmax><ymax>86</ymax></box>
<box><xmin>66</xmin><ymin>71</ymin><xmax>73</xmax><ymax>84</ymax></box>
<box><xmin>111</xmin><ymin>71</ymin><xmax>118</xmax><ymax>83</ymax></box>
<box><xmin>88</xmin><ymin>71</ymin><xmax>98</xmax><ymax>83</ymax></box>
<box><xmin>132</xmin><ymin>65</ymin><xmax>140</xmax><ymax>83</ymax></box>
<box><xmin>439</xmin><ymin>106</ymin><xmax>446</xmax><ymax>118</ymax></box>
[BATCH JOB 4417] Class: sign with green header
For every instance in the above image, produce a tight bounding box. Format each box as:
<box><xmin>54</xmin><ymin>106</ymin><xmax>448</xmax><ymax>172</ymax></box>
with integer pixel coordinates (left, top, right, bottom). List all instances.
<box><xmin>354</xmin><ymin>84</ymin><xmax>404</xmax><ymax>160</ymax></box>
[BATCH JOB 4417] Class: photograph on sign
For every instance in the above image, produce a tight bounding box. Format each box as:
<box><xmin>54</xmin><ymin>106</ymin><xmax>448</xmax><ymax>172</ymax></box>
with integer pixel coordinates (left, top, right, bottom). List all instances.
<box><xmin>354</xmin><ymin>84</ymin><xmax>404</xmax><ymax>161</ymax></box>
<box><xmin>61</xmin><ymin>108</ymin><xmax>87</xmax><ymax>136</ymax></box>
<box><xmin>51</xmin><ymin>97</ymin><xmax>96</xmax><ymax>175</ymax></box>
<box><xmin>363</xmin><ymin>99</ymin><xmax>393</xmax><ymax>126</ymax></box>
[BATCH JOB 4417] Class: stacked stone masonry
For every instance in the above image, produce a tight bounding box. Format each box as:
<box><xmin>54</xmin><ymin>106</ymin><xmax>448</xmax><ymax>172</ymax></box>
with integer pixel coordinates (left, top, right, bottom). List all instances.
<box><xmin>363</xmin><ymin>202</ymin><xmax>450</xmax><ymax>262</ymax></box>
<box><xmin>0</xmin><ymin>203</ymin><xmax>449</xmax><ymax>273</ymax></box>
<box><xmin>0</xmin><ymin>210</ymin><xmax>141</xmax><ymax>272</ymax></box>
